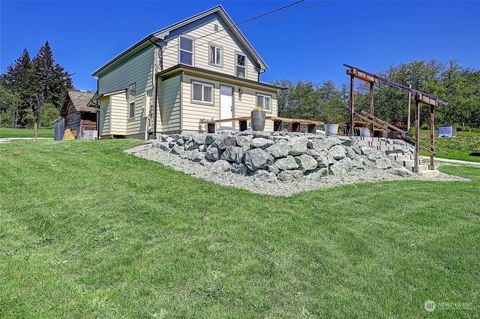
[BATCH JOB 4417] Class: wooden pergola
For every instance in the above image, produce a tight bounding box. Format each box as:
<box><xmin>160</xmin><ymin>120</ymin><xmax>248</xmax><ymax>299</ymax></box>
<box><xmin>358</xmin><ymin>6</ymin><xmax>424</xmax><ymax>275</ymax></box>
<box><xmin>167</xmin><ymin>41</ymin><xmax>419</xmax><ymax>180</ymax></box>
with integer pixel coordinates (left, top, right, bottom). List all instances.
<box><xmin>344</xmin><ymin>64</ymin><xmax>448</xmax><ymax>172</ymax></box>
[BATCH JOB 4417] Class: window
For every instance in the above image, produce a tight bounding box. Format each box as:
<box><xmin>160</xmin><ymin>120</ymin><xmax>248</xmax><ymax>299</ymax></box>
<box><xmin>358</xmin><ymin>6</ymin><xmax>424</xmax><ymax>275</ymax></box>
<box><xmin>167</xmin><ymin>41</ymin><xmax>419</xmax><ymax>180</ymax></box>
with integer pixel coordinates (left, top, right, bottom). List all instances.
<box><xmin>235</xmin><ymin>53</ymin><xmax>246</xmax><ymax>78</ymax></box>
<box><xmin>128</xmin><ymin>83</ymin><xmax>136</xmax><ymax>118</ymax></box>
<box><xmin>129</xmin><ymin>102</ymin><xmax>135</xmax><ymax>118</ymax></box>
<box><xmin>257</xmin><ymin>94</ymin><xmax>272</xmax><ymax>112</ymax></box>
<box><xmin>192</xmin><ymin>82</ymin><xmax>213</xmax><ymax>104</ymax></box>
<box><xmin>209</xmin><ymin>45</ymin><xmax>223</xmax><ymax>66</ymax></box>
<box><xmin>179</xmin><ymin>36</ymin><xmax>193</xmax><ymax>66</ymax></box>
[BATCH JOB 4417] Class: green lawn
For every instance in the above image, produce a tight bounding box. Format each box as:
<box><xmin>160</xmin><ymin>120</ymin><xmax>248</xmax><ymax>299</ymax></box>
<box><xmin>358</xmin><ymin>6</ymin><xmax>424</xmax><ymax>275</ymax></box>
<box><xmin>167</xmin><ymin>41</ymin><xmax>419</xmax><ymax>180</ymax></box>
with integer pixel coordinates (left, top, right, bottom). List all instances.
<box><xmin>1</xmin><ymin>140</ymin><xmax>479</xmax><ymax>318</ymax></box>
<box><xmin>0</xmin><ymin>127</ymin><xmax>53</xmax><ymax>138</ymax></box>
<box><xmin>420</xmin><ymin>129</ymin><xmax>480</xmax><ymax>163</ymax></box>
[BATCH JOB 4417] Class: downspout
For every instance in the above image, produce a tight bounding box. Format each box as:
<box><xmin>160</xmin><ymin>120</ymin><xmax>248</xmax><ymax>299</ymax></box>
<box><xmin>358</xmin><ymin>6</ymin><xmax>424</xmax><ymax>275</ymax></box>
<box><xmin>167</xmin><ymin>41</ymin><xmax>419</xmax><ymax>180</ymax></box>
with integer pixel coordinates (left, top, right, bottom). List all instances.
<box><xmin>95</xmin><ymin>77</ymin><xmax>100</xmax><ymax>139</ymax></box>
<box><xmin>149</xmin><ymin>37</ymin><xmax>165</xmax><ymax>139</ymax></box>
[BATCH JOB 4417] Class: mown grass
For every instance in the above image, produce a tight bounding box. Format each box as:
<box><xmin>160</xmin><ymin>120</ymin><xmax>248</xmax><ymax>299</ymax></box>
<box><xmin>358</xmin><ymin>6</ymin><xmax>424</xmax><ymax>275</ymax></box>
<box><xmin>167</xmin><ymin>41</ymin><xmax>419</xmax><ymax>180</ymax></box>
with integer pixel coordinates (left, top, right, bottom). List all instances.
<box><xmin>0</xmin><ymin>127</ymin><xmax>53</xmax><ymax>138</ymax></box>
<box><xmin>420</xmin><ymin>129</ymin><xmax>480</xmax><ymax>163</ymax></box>
<box><xmin>0</xmin><ymin>140</ymin><xmax>479</xmax><ymax>318</ymax></box>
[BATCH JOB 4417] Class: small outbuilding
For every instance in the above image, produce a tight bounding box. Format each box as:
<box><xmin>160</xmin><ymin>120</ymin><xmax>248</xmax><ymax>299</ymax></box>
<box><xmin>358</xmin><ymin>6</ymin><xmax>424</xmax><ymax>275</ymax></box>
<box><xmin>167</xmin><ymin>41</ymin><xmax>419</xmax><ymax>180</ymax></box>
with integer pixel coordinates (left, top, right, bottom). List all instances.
<box><xmin>57</xmin><ymin>89</ymin><xmax>97</xmax><ymax>140</ymax></box>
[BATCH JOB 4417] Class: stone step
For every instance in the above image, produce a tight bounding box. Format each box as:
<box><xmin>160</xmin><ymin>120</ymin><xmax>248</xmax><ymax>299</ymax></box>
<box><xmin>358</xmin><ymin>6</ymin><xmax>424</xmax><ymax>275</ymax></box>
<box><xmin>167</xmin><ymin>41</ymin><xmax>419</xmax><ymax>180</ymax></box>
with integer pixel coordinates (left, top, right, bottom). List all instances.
<box><xmin>405</xmin><ymin>164</ymin><xmax>429</xmax><ymax>172</ymax></box>
<box><xmin>388</xmin><ymin>154</ymin><xmax>412</xmax><ymax>161</ymax></box>
<box><xmin>417</xmin><ymin>169</ymin><xmax>440</xmax><ymax>178</ymax></box>
<box><xmin>401</xmin><ymin>160</ymin><xmax>415</xmax><ymax>167</ymax></box>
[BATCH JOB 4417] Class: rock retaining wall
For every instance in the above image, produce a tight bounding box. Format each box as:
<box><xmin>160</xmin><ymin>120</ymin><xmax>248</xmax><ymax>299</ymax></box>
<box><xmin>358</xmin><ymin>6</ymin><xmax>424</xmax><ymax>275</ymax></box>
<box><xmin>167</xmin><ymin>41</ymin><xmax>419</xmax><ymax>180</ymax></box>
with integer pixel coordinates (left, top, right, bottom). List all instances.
<box><xmin>152</xmin><ymin>131</ymin><xmax>413</xmax><ymax>182</ymax></box>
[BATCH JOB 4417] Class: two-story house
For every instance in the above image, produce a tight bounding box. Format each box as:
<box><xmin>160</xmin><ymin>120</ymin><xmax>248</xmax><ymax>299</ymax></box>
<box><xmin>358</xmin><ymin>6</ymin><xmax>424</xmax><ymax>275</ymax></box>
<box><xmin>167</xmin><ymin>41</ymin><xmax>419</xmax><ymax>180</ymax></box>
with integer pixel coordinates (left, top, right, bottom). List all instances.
<box><xmin>92</xmin><ymin>5</ymin><xmax>281</xmax><ymax>139</ymax></box>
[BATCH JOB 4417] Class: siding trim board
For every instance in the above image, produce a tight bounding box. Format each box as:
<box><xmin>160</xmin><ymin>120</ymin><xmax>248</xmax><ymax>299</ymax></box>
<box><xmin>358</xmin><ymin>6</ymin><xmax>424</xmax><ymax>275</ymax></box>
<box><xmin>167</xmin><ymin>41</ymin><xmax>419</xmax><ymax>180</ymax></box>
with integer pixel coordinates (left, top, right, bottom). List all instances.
<box><xmin>158</xmin><ymin>64</ymin><xmax>282</xmax><ymax>93</ymax></box>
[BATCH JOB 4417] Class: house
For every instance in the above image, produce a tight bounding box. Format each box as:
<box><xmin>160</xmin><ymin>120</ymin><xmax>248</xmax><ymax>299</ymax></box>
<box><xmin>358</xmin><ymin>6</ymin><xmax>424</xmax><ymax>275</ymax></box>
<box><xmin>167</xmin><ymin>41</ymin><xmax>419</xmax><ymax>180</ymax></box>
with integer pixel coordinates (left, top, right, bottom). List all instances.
<box><xmin>92</xmin><ymin>5</ymin><xmax>281</xmax><ymax>139</ymax></box>
<box><xmin>56</xmin><ymin>89</ymin><xmax>97</xmax><ymax>140</ymax></box>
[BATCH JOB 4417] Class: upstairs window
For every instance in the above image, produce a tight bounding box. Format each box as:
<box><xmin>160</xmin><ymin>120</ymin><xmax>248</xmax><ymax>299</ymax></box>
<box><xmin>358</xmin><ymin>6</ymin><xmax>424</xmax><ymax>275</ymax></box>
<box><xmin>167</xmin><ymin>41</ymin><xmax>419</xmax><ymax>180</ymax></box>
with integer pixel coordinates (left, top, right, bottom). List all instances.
<box><xmin>128</xmin><ymin>83</ymin><xmax>136</xmax><ymax>118</ymax></box>
<box><xmin>236</xmin><ymin>53</ymin><xmax>246</xmax><ymax>78</ymax></box>
<box><xmin>209</xmin><ymin>45</ymin><xmax>223</xmax><ymax>66</ymax></box>
<box><xmin>257</xmin><ymin>94</ymin><xmax>272</xmax><ymax>112</ymax></box>
<box><xmin>179</xmin><ymin>36</ymin><xmax>193</xmax><ymax>66</ymax></box>
<box><xmin>192</xmin><ymin>82</ymin><xmax>213</xmax><ymax>104</ymax></box>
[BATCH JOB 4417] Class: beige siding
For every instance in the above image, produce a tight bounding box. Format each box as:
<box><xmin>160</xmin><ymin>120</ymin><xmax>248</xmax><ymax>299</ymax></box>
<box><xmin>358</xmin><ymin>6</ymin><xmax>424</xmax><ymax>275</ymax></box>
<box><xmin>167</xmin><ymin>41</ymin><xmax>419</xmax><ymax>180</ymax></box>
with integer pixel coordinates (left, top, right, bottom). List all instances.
<box><xmin>162</xmin><ymin>17</ymin><xmax>259</xmax><ymax>81</ymax></box>
<box><xmin>157</xmin><ymin>75</ymin><xmax>181</xmax><ymax>133</ymax></box>
<box><xmin>181</xmin><ymin>74</ymin><xmax>277</xmax><ymax>132</ymax></box>
<box><xmin>99</xmin><ymin>96</ymin><xmax>110</xmax><ymax>136</ymax></box>
<box><xmin>110</xmin><ymin>92</ymin><xmax>128</xmax><ymax>134</ymax></box>
<box><xmin>98</xmin><ymin>45</ymin><xmax>154</xmax><ymax>136</ymax></box>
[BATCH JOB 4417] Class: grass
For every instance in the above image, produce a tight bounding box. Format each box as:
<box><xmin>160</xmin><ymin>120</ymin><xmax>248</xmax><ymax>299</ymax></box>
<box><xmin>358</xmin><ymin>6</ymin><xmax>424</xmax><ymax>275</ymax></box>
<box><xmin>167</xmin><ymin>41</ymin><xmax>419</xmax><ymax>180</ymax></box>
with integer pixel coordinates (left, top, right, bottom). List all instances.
<box><xmin>1</xmin><ymin>140</ymin><xmax>479</xmax><ymax>318</ymax></box>
<box><xmin>420</xmin><ymin>129</ymin><xmax>480</xmax><ymax>163</ymax></box>
<box><xmin>0</xmin><ymin>127</ymin><xmax>53</xmax><ymax>138</ymax></box>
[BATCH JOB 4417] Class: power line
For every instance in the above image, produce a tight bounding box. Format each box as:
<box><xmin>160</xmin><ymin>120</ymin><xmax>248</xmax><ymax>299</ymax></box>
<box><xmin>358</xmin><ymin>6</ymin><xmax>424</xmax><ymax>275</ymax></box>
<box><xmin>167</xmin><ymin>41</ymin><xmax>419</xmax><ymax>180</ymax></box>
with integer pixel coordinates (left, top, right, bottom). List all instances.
<box><xmin>159</xmin><ymin>0</ymin><xmax>326</xmax><ymax>61</ymax></box>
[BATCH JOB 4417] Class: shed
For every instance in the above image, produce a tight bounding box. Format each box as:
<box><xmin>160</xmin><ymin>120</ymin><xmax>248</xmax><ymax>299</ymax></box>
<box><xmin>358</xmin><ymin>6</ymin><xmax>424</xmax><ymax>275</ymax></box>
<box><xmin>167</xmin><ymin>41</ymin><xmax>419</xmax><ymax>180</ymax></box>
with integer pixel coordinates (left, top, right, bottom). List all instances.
<box><xmin>60</xmin><ymin>89</ymin><xmax>97</xmax><ymax>140</ymax></box>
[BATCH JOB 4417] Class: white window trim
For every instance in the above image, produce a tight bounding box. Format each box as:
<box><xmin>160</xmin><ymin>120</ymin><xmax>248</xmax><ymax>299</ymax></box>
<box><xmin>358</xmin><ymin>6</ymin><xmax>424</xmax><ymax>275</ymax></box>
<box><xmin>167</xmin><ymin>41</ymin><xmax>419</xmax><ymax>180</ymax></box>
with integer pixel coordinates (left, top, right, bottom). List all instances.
<box><xmin>235</xmin><ymin>53</ymin><xmax>247</xmax><ymax>78</ymax></box>
<box><xmin>257</xmin><ymin>94</ymin><xmax>272</xmax><ymax>112</ymax></box>
<box><xmin>209</xmin><ymin>43</ymin><xmax>223</xmax><ymax>67</ymax></box>
<box><xmin>192</xmin><ymin>81</ymin><xmax>214</xmax><ymax>104</ymax></box>
<box><xmin>179</xmin><ymin>35</ymin><xmax>194</xmax><ymax>66</ymax></box>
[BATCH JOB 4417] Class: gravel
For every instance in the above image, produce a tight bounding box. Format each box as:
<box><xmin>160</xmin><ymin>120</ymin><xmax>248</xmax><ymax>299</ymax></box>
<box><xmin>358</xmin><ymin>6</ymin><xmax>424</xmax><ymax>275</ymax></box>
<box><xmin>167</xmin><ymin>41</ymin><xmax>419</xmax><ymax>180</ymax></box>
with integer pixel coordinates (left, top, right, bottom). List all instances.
<box><xmin>126</xmin><ymin>143</ymin><xmax>467</xmax><ymax>197</ymax></box>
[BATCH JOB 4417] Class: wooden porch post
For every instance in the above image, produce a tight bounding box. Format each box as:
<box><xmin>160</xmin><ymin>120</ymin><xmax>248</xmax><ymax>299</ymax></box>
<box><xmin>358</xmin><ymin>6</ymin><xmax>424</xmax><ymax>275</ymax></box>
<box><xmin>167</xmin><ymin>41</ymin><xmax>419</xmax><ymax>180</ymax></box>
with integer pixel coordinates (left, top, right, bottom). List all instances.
<box><xmin>414</xmin><ymin>99</ymin><xmax>420</xmax><ymax>173</ymax></box>
<box><xmin>369</xmin><ymin>82</ymin><xmax>374</xmax><ymax>136</ymax></box>
<box><xmin>349</xmin><ymin>74</ymin><xmax>355</xmax><ymax>136</ymax></box>
<box><xmin>429</xmin><ymin>105</ymin><xmax>435</xmax><ymax>170</ymax></box>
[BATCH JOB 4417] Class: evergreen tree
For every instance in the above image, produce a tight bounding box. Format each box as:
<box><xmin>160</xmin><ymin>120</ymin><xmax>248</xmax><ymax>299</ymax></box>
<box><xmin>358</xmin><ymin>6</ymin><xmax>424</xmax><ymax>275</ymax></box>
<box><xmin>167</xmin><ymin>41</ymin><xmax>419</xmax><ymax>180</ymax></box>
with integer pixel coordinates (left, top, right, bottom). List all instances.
<box><xmin>31</xmin><ymin>41</ymin><xmax>73</xmax><ymax>124</ymax></box>
<box><xmin>0</xmin><ymin>49</ymin><xmax>37</xmax><ymax>127</ymax></box>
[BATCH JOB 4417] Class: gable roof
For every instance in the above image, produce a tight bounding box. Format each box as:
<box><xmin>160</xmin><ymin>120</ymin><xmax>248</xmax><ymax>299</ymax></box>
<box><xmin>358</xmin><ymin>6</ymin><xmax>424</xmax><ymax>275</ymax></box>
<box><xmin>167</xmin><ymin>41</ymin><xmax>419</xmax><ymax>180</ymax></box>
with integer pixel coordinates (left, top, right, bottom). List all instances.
<box><xmin>92</xmin><ymin>5</ymin><xmax>267</xmax><ymax>77</ymax></box>
<box><xmin>61</xmin><ymin>89</ymin><xmax>96</xmax><ymax>116</ymax></box>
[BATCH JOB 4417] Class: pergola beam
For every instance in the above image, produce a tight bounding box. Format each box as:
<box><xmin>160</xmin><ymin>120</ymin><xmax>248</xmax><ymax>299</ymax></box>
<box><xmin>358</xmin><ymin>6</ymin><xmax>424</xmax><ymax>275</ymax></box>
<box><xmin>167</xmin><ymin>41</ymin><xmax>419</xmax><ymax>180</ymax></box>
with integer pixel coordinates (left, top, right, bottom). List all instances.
<box><xmin>343</xmin><ymin>63</ymin><xmax>448</xmax><ymax>107</ymax></box>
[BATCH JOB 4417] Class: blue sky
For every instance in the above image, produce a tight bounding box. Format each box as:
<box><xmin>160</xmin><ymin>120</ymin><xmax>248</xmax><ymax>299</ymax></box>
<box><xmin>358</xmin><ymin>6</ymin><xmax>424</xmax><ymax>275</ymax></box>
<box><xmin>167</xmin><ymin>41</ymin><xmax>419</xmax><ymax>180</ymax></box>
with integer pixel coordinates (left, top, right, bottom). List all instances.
<box><xmin>1</xmin><ymin>1</ymin><xmax>479</xmax><ymax>90</ymax></box>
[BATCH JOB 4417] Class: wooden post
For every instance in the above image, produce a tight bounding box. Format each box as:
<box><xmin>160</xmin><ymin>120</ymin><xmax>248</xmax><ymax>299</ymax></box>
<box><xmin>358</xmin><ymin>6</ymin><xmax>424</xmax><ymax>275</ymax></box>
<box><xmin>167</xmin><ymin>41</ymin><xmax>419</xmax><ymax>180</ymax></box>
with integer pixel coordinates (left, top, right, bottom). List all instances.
<box><xmin>349</xmin><ymin>74</ymin><xmax>355</xmax><ymax>136</ymax></box>
<box><xmin>369</xmin><ymin>82</ymin><xmax>374</xmax><ymax>136</ymax></box>
<box><xmin>430</xmin><ymin>105</ymin><xmax>435</xmax><ymax>170</ymax></box>
<box><xmin>414</xmin><ymin>99</ymin><xmax>420</xmax><ymax>173</ymax></box>
<box><xmin>273</xmin><ymin>120</ymin><xmax>282</xmax><ymax>132</ymax></box>
<box><xmin>33</xmin><ymin>122</ymin><xmax>38</xmax><ymax>141</ymax></box>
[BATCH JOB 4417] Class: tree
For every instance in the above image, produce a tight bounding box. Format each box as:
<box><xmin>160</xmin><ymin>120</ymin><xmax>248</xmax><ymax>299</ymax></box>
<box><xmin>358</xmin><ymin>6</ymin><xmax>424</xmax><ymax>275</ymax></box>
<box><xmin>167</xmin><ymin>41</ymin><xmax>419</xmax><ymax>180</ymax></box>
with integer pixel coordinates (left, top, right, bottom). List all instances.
<box><xmin>31</xmin><ymin>41</ymin><xmax>72</xmax><ymax>135</ymax></box>
<box><xmin>0</xmin><ymin>49</ymin><xmax>37</xmax><ymax>127</ymax></box>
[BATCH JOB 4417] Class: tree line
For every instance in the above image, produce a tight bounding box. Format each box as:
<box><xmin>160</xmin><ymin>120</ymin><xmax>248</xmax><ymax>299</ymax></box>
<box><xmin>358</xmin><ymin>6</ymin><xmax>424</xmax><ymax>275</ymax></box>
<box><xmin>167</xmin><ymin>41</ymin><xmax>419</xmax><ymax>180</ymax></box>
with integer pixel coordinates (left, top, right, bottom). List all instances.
<box><xmin>0</xmin><ymin>41</ymin><xmax>73</xmax><ymax>129</ymax></box>
<box><xmin>273</xmin><ymin>60</ymin><xmax>480</xmax><ymax>129</ymax></box>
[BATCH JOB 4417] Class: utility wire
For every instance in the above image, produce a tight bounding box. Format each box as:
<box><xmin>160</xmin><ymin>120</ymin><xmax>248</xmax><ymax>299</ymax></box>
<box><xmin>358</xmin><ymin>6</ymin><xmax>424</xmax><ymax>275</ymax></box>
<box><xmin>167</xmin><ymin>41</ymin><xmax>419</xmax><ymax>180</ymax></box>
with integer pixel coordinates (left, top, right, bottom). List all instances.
<box><xmin>159</xmin><ymin>0</ymin><xmax>326</xmax><ymax>60</ymax></box>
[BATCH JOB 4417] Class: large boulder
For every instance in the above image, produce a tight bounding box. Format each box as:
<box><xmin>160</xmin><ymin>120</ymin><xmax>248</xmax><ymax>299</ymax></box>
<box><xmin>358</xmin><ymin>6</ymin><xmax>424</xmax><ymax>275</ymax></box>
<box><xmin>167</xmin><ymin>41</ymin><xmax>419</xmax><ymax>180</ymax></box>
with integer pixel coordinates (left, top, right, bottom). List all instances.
<box><xmin>252</xmin><ymin>169</ymin><xmax>277</xmax><ymax>183</ymax></box>
<box><xmin>287</xmin><ymin>137</ymin><xmax>308</xmax><ymax>155</ymax></box>
<box><xmin>376</xmin><ymin>157</ymin><xmax>392</xmax><ymax>169</ymax></box>
<box><xmin>390</xmin><ymin>167</ymin><xmax>412</xmax><ymax>177</ymax></box>
<box><xmin>270</xmin><ymin>155</ymin><xmax>299</xmax><ymax>173</ymax></box>
<box><xmin>277</xmin><ymin>170</ymin><xmax>303</xmax><ymax>182</ymax></box>
<box><xmin>295</xmin><ymin>154</ymin><xmax>318</xmax><ymax>172</ymax></box>
<box><xmin>205</xmin><ymin>134</ymin><xmax>221</xmax><ymax>145</ymax></box>
<box><xmin>305</xmin><ymin>168</ymin><xmax>329</xmax><ymax>180</ymax></box>
<box><xmin>235</xmin><ymin>135</ymin><xmax>253</xmax><ymax>148</ymax></box>
<box><xmin>205</xmin><ymin>147</ymin><xmax>220</xmax><ymax>161</ymax></box>
<box><xmin>221</xmin><ymin>146</ymin><xmax>246</xmax><ymax>164</ymax></box>
<box><xmin>192</xmin><ymin>134</ymin><xmax>207</xmax><ymax>145</ymax></box>
<box><xmin>329</xmin><ymin>157</ymin><xmax>353</xmax><ymax>175</ymax></box>
<box><xmin>217</xmin><ymin>135</ymin><xmax>237</xmax><ymax>150</ymax></box>
<box><xmin>188</xmin><ymin>150</ymin><xmax>205</xmax><ymax>162</ymax></box>
<box><xmin>230</xmin><ymin>163</ymin><xmax>248</xmax><ymax>175</ymax></box>
<box><xmin>171</xmin><ymin>145</ymin><xmax>185</xmax><ymax>155</ymax></box>
<box><xmin>244</xmin><ymin>148</ymin><xmax>274</xmax><ymax>171</ymax></box>
<box><xmin>265</xmin><ymin>143</ymin><xmax>289</xmax><ymax>158</ymax></box>
<box><xmin>157</xmin><ymin>142</ymin><xmax>171</xmax><ymax>152</ymax></box>
<box><xmin>251</xmin><ymin>137</ymin><xmax>274</xmax><ymax>149</ymax></box>
<box><xmin>211</xmin><ymin>160</ymin><xmax>231</xmax><ymax>173</ymax></box>
<box><xmin>329</xmin><ymin>145</ymin><xmax>346</xmax><ymax>160</ymax></box>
